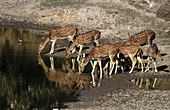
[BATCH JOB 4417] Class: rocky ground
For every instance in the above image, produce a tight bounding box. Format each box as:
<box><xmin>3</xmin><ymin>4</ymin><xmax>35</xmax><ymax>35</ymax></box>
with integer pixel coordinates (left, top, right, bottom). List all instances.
<box><xmin>0</xmin><ymin>0</ymin><xmax>170</xmax><ymax>109</ymax></box>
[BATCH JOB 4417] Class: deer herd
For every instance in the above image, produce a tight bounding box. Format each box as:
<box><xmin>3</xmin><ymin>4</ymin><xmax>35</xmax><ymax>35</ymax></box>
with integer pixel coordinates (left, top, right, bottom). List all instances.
<box><xmin>37</xmin><ymin>26</ymin><xmax>163</xmax><ymax>86</ymax></box>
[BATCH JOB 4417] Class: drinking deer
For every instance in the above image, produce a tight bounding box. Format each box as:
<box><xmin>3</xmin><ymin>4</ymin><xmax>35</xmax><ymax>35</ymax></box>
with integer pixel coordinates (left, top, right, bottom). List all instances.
<box><xmin>118</xmin><ymin>44</ymin><xmax>144</xmax><ymax>74</ymax></box>
<box><xmin>37</xmin><ymin>26</ymin><xmax>78</xmax><ymax>54</ymax></box>
<box><xmin>66</xmin><ymin>30</ymin><xmax>101</xmax><ymax>60</ymax></box>
<box><xmin>79</xmin><ymin>44</ymin><xmax>120</xmax><ymax>86</ymax></box>
<box><xmin>130</xmin><ymin>29</ymin><xmax>155</xmax><ymax>46</ymax></box>
<box><xmin>102</xmin><ymin>40</ymin><xmax>141</xmax><ymax>74</ymax></box>
<box><xmin>145</xmin><ymin>43</ymin><xmax>163</xmax><ymax>72</ymax></box>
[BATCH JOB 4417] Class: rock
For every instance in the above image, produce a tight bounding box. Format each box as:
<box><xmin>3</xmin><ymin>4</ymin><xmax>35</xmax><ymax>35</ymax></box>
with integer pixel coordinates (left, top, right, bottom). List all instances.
<box><xmin>156</xmin><ymin>0</ymin><xmax>170</xmax><ymax>21</ymax></box>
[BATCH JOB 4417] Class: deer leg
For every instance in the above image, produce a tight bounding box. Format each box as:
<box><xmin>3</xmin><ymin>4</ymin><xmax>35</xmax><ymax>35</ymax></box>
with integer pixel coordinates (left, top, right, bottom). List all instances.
<box><xmin>145</xmin><ymin>57</ymin><xmax>151</xmax><ymax>72</ymax></box>
<box><xmin>77</xmin><ymin>60</ymin><xmax>81</xmax><ymax>74</ymax></box>
<box><xmin>109</xmin><ymin>61</ymin><xmax>114</xmax><ymax>76</ymax></box>
<box><xmin>98</xmin><ymin>59</ymin><xmax>103</xmax><ymax>79</ymax></box>
<box><xmin>109</xmin><ymin>60</ymin><xmax>112</xmax><ymax>70</ymax></box>
<box><xmin>103</xmin><ymin>61</ymin><xmax>109</xmax><ymax>76</ymax></box>
<box><xmin>91</xmin><ymin>61</ymin><xmax>98</xmax><ymax>87</ymax></box>
<box><xmin>137</xmin><ymin>56</ymin><xmax>144</xmax><ymax>72</ymax></box>
<box><xmin>71</xmin><ymin>47</ymin><xmax>76</xmax><ymax>54</ymax></box>
<box><xmin>109</xmin><ymin>56</ymin><xmax>116</xmax><ymax>76</ymax></box>
<box><xmin>77</xmin><ymin>45</ymin><xmax>83</xmax><ymax>60</ymax></box>
<box><xmin>50</xmin><ymin>39</ymin><xmax>57</xmax><ymax>54</ymax></box>
<box><xmin>153</xmin><ymin>58</ymin><xmax>158</xmax><ymax>72</ymax></box>
<box><xmin>129</xmin><ymin>55</ymin><xmax>136</xmax><ymax>74</ymax></box>
<box><xmin>72</xmin><ymin>59</ymin><xmax>76</xmax><ymax>71</ymax></box>
<box><xmin>120</xmin><ymin>58</ymin><xmax>125</xmax><ymax>73</ymax></box>
<box><xmin>115</xmin><ymin>59</ymin><xmax>119</xmax><ymax>74</ymax></box>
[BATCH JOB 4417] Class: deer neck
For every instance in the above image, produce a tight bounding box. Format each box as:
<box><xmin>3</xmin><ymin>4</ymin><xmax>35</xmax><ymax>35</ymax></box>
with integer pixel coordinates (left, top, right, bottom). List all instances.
<box><xmin>68</xmin><ymin>41</ymin><xmax>77</xmax><ymax>52</ymax></box>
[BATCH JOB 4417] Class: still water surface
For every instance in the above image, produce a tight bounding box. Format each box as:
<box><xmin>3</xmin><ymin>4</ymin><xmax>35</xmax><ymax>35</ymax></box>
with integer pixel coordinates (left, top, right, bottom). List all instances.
<box><xmin>0</xmin><ymin>27</ymin><xmax>91</xmax><ymax>109</ymax></box>
<box><xmin>131</xmin><ymin>78</ymin><xmax>170</xmax><ymax>90</ymax></box>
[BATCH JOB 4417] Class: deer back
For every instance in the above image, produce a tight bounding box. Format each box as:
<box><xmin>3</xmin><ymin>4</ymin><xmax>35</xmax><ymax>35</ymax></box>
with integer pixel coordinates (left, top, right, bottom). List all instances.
<box><xmin>49</xmin><ymin>26</ymin><xmax>78</xmax><ymax>40</ymax></box>
<box><xmin>130</xmin><ymin>30</ymin><xmax>155</xmax><ymax>45</ymax></box>
<box><xmin>119</xmin><ymin>44</ymin><xmax>141</xmax><ymax>57</ymax></box>
<box><xmin>76</xmin><ymin>30</ymin><xmax>101</xmax><ymax>45</ymax></box>
<box><xmin>122</xmin><ymin>39</ymin><xmax>140</xmax><ymax>46</ymax></box>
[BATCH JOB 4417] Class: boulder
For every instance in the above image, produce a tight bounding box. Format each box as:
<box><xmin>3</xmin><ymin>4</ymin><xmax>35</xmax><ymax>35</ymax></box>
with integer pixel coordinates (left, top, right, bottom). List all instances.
<box><xmin>156</xmin><ymin>0</ymin><xmax>170</xmax><ymax>21</ymax></box>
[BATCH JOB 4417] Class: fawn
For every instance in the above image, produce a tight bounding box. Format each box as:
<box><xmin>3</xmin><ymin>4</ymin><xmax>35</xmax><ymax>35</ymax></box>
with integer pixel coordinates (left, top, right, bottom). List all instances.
<box><xmin>130</xmin><ymin>29</ymin><xmax>155</xmax><ymax>46</ymax></box>
<box><xmin>37</xmin><ymin>26</ymin><xmax>78</xmax><ymax>54</ymax></box>
<box><xmin>66</xmin><ymin>30</ymin><xmax>101</xmax><ymax>60</ymax></box>
<box><xmin>145</xmin><ymin>43</ymin><xmax>163</xmax><ymax>72</ymax></box>
<box><xmin>79</xmin><ymin>44</ymin><xmax>120</xmax><ymax>86</ymax></box>
<box><xmin>118</xmin><ymin>44</ymin><xmax>144</xmax><ymax>74</ymax></box>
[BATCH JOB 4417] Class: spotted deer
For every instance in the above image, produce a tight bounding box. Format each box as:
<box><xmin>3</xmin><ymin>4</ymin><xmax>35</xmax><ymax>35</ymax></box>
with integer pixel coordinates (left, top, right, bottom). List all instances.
<box><xmin>130</xmin><ymin>29</ymin><xmax>155</xmax><ymax>46</ymax></box>
<box><xmin>66</xmin><ymin>30</ymin><xmax>101</xmax><ymax>60</ymax></box>
<box><xmin>118</xmin><ymin>44</ymin><xmax>144</xmax><ymax>74</ymax></box>
<box><xmin>103</xmin><ymin>40</ymin><xmax>141</xmax><ymax>74</ymax></box>
<box><xmin>145</xmin><ymin>43</ymin><xmax>163</xmax><ymax>72</ymax></box>
<box><xmin>37</xmin><ymin>26</ymin><xmax>78</xmax><ymax>54</ymax></box>
<box><xmin>79</xmin><ymin>44</ymin><xmax>120</xmax><ymax>86</ymax></box>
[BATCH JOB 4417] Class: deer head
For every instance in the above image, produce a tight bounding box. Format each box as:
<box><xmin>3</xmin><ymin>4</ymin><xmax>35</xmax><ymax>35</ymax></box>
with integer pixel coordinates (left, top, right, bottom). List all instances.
<box><xmin>78</xmin><ymin>54</ymin><xmax>87</xmax><ymax>73</ymax></box>
<box><xmin>156</xmin><ymin>50</ymin><xmax>163</xmax><ymax>60</ymax></box>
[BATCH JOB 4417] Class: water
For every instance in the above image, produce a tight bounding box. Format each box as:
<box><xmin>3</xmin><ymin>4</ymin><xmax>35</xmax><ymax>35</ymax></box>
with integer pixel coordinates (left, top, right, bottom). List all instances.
<box><xmin>131</xmin><ymin>78</ymin><xmax>170</xmax><ymax>90</ymax></box>
<box><xmin>0</xmin><ymin>27</ymin><xmax>91</xmax><ymax>109</ymax></box>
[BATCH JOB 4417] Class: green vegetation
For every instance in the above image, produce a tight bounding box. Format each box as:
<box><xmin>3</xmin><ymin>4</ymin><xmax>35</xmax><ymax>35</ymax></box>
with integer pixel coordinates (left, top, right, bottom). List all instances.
<box><xmin>41</xmin><ymin>0</ymin><xmax>87</xmax><ymax>8</ymax></box>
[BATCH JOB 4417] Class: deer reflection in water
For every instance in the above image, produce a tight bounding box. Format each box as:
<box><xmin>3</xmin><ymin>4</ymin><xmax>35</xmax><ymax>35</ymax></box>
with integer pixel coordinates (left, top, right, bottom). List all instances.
<box><xmin>131</xmin><ymin>78</ymin><xmax>170</xmax><ymax>90</ymax></box>
<box><xmin>37</xmin><ymin>55</ymin><xmax>91</xmax><ymax>95</ymax></box>
<box><xmin>131</xmin><ymin>78</ymin><xmax>151</xmax><ymax>89</ymax></box>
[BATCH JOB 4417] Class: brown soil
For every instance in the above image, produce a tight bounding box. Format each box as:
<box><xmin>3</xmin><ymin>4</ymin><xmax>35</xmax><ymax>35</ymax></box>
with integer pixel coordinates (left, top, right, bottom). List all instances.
<box><xmin>0</xmin><ymin>0</ymin><xmax>170</xmax><ymax>109</ymax></box>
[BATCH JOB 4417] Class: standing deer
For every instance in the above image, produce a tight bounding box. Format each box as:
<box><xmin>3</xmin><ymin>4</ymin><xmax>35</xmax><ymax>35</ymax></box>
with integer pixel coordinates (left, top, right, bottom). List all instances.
<box><xmin>145</xmin><ymin>43</ymin><xmax>163</xmax><ymax>72</ymax></box>
<box><xmin>79</xmin><ymin>44</ymin><xmax>120</xmax><ymax>86</ymax></box>
<box><xmin>130</xmin><ymin>29</ymin><xmax>155</xmax><ymax>46</ymax></box>
<box><xmin>66</xmin><ymin>30</ymin><xmax>101</xmax><ymax>60</ymax></box>
<box><xmin>118</xmin><ymin>44</ymin><xmax>144</xmax><ymax>74</ymax></box>
<box><xmin>37</xmin><ymin>26</ymin><xmax>78</xmax><ymax>54</ymax></box>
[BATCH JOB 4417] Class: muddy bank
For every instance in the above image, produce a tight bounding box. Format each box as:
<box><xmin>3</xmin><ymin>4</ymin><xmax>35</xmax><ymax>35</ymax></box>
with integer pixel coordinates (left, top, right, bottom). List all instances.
<box><xmin>1</xmin><ymin>0</ymin><xmax>169</xmax><ymax>37</ymax></box>
<box><xmin>0</xmin><ymin>14</ymin><xmax>60</xmax><ymax>31</ymax></box>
